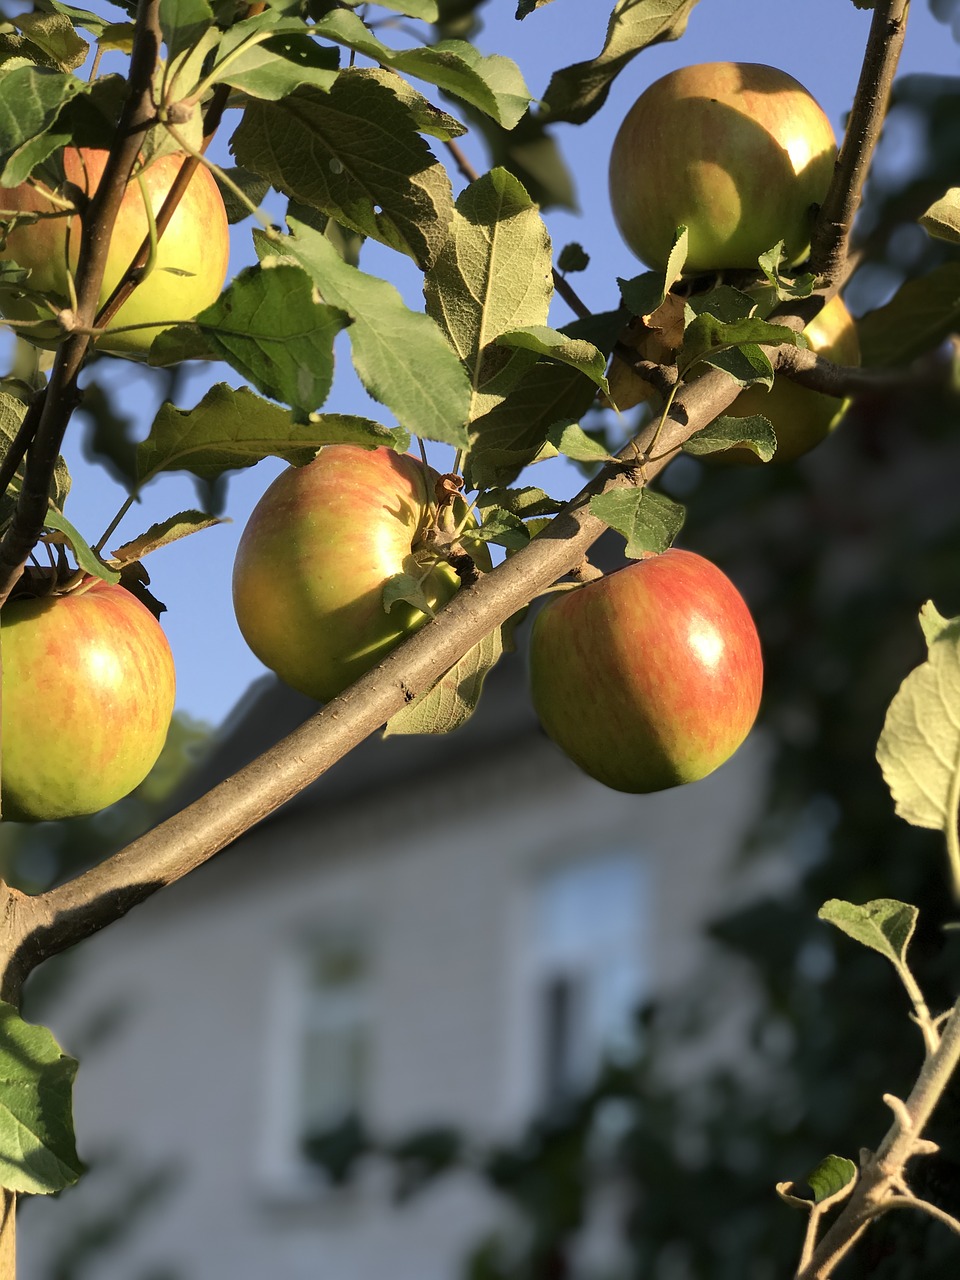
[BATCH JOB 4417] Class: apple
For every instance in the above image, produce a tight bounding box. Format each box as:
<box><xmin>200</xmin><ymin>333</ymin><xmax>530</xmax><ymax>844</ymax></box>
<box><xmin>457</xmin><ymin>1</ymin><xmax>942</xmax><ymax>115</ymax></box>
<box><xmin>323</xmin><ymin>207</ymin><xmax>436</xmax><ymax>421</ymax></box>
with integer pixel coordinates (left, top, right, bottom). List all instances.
<box><xmin>609</xmin><ymin>62</ymin><xmax>837</xmax><ymax>273</ymax></box>
<box><xmin>708</xmin><ymin>295</ymin><xmax>861</xmax><ymax>463</ymax></box>
<box><xmin>1</xmin><ymin>578</ymin><xmax>177</xmax><ymax>822</ymax></box>
<box><xmin>0</xmin><ymin>147</ymin><xmax>229</xmax><ymax>357</ymax></box>
<box><xmin>233</xmin><ymin>446</ymin><xmax>488</xmax><ymax>703</ymax></box>
<box><xmin>528</xmin><ymin>549</ymin><xmax>763</xmax><ymax>793</ymax></box>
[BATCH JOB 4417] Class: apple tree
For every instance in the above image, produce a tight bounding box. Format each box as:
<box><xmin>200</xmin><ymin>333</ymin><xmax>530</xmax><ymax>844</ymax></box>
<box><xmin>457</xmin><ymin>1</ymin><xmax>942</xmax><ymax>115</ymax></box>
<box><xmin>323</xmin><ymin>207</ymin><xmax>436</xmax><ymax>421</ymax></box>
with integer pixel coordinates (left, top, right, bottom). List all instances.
<box><xmin>0</xmin><ymin>0</ymin><xmax>959</xmax><ymax>1277</ymax></box>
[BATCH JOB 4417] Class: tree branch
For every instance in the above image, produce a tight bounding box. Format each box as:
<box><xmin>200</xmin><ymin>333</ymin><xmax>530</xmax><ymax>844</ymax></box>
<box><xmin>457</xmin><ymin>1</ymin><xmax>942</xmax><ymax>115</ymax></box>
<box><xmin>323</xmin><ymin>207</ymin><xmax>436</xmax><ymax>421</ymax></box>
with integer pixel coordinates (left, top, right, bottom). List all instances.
<box><xmin>795</xmin><ymin>998</ymin><xmax>960</xmax><ymax>1280</ymax></box>
<box><xmin>809</xmin><ymin>0</ymin><xmax>910</xmax><ymax>284</ymax></box>
<box><xmin>0</xmin><ymin>354</ymin><xmax>753</xmax><ymax>998</ymax></box>
<box><xmin>0</xmin><ymin>0</ymin><xmax>164</xmax><ymax>607</ymax></box>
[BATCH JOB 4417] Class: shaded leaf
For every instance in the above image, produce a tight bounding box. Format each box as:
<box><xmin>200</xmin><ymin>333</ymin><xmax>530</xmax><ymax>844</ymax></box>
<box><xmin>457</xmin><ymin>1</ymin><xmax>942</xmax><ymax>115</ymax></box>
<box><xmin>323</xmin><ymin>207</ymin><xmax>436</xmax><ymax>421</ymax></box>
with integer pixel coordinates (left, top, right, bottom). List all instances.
<box><xmin>589</xmin><ymin>488</ymin><xmax>685</xmax><ymax>558</ymax></box>
<box><xmin>110</xmin><ymin>510</ymin><xmax>226</xmax><ymax>566</ymax></box>
<box><xmin>137</xmin><ymin>384</ymin><xmax>404</xmax><ymax>484</ymax></box>
<box><xmin>476</xmin><ymin>486</ymin><xmax>563</xmax><ymax>519</ymax></box>
<box><xmin>0</xmin><ymin>1004</ymin><xmax>81</xmax><ymax>1195</ymax></box>
<box><xmin>0</xmin><ymin>390</ymin><xmax>70</xmax><ymax>523</ymax></box>
<box><xmin>496</xmin><ymin>325</ymin><xmax>608</xmax><ymax>391</ymax></box>
<box><xmin>158</xmin><ymin>0</ymin><xmax>213</xmax><ymax>61</ymax></box>
<box><xmin>818</xmin><ymin>899</ymin><xmax>918</xmax><ymax>971</ymax></box>
<box><xmin>542</xmin><ymin>0</ymin><xmax>700</xmax><ymax>125</ymax></box>
<box><xmin>463</xmin><ymin>506</ymin><xmax>530</xmax><ymax>550</ymax></box>
<box><xmin>215</xmin><ymin>165</ymin><xmax>270</xmax><ymax>224</ymax></box>
<box><xmin>557</xmin><ymin>243</ymin><xmax>588</xmax><ymax>273</ymax></box>
<box><xmin>858</xmin><ymin>263</ymin><xmax>960</xmax><ymax>366</ymax></box>
<box><xmin>683</xmin><ymin>414</ymin><xmax>777</xmax><ymax>462</ymax></box>
<box><xmin>384</xmin><ymin>625</ymin><xmax>506</xmax><ymax>735</ymax></box>
<box><xmin>152</xmin><ymin>263</ymin><xmax>350</xmax><ymax>416</ymax></box>
<box><xmin>230</xmin><ymin>70</ymin><xmax>454</xmax><ymax>269</ymax></box>
<box><xmin>876</xmin><ymin>606</ymin><xmax>960</xmax><ymax>834</ymax></box>
<box><xmin>13</xmin><ymin>10</ymin><xmax>88</xmax><ymax>71</ymax></box>
<box><xmin>0</xmin><ymin>65</ymin><xmax>87</xmax><ymax>186</ymax></box>
<box><xmin>465</xmin><ymin>360</ymin><xmax>598</xmax><ymax>490</ymax></box>
<box><xmin>547</xmin><ymin>420</ymin><xmax>615</xmax><ymax>463</ymax></box>
<box><xmin>265</xmin><ymin>220</ymin><xmax>471</xmax><ymax>448</ymax></box>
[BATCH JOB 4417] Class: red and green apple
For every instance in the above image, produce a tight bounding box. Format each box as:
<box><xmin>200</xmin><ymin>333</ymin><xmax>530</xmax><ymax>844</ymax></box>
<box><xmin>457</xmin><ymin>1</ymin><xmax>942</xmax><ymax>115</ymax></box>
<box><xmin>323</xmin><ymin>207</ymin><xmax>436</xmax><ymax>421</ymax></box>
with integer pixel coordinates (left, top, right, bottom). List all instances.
<box><xmin>609</xmin><ymin>62</ymin><xmax>837</xmax><ymax>273</ymax></box>
<box><xmin>529</xmin><ymin>549</ymin><xmax>763</xmax><ymax>793</ymax></box>
<box><xmin>0</xmin><ymin>147</ymin><xmax>229</xmax><ymax>357</ymax></box>
<box><xmin>1</xmin><ymin>578</ymin><xmax>177</xmax><ymax>822</ymax></box>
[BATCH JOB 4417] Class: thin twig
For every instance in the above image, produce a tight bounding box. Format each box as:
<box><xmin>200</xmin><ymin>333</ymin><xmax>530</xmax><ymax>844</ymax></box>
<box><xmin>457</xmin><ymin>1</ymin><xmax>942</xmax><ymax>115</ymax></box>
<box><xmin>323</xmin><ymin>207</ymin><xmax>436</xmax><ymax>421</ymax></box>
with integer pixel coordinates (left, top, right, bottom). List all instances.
<box><xmin>809</xmin><ymin>0</ymin><xmax>910</xmax><ymax>284</ymax></box>
<box><xmin>0</xmin><ymin>2</ymin><xmax>164</xmax><ymax>607</ymax></box>
<box><xmin>796</xmin><ymin>998</ymin><xmax>960</xmax><ymax>1280</ymax></box>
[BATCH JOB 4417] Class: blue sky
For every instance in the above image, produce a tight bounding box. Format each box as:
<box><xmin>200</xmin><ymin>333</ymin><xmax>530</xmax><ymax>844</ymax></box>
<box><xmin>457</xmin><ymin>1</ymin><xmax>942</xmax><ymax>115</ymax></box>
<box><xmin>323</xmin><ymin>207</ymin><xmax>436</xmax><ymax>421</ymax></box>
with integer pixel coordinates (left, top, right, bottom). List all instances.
<box><xmin>25</xmin><ymin>1</ymin><xmax>960</xmax><ymax>727</ymax></box>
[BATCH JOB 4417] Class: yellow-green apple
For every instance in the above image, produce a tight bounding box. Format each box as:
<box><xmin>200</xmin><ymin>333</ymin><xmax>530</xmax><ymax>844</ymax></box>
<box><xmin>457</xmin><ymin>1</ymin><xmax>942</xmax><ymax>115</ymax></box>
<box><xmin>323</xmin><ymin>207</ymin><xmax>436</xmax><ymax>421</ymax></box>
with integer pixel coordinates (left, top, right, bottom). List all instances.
<box><xmin>708</xmin><ymin>295</ymin><xmax>861</xmax><ymax>463</ymax></box>
<box><xmin>1</xmin><ymin>578</ymin><xmax>177</xmax><ymax>821</ymax></box>
<box><xmin>609</xmin><ymin>63</ymin><xmax>837</xmax><ymax>273</ymax></box>
<box><xmin>233</xmin><ymin>446</ymin><xmax>488</xmax><ymax>703</ymax></box>
<box><xmin>0</xmin><ymin>147</ymin><xmax>229</xmax><ymax>356</ymax></box>
<box><xmin>529</xmin><ymin>549</ymin><xmax>763</xmax><ymax>793</ymax></box>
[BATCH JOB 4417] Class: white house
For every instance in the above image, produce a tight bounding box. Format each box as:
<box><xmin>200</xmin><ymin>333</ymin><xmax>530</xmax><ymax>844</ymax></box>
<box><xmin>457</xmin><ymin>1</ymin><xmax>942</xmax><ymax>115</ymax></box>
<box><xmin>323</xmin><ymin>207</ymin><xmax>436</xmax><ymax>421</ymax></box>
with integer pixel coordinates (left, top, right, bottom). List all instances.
<box><xmin>18</xmin><ymin>625</ymin><xmax>770</xmax><ymax>1280</ymax></box>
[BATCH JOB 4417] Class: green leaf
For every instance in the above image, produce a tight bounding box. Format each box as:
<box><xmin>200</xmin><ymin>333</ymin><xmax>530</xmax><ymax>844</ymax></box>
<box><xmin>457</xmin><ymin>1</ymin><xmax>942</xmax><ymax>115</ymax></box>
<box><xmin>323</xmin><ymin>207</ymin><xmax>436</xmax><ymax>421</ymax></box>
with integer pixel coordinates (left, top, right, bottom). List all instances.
<box><xmin>547</xmin><ymin>420</ymin><xmax>615</xmax><ymax>463</ymax></box>
<box><xmin>158</xmin><ymin>0</ymin><xmax>213</xmax><ymax>60</ymax></box>
<box><xmin>465</xmin><ymin>360</ymin><xmax>599</xmax><ymax>490</ymax></box>
<box><xmin>312</xmin><ymin>11</ymin><xmax>531</xmax><ymax>129</ymax></box>
<box><xmin>137</xmin><ymin>384</ymin><xmax>405</xmax><ymax>484</ymax></box>
<box><xmin>110</xmin><ymin>510</ymin><xmax>226</xmax><ymax>566</ymax></box>
<box><xmin>876</xmin><ymin>606</ymin><xmax>960</xmax><ymax>835</ymax></box>
<box><xmin>680</xmin><ymin>313</ymin><xmax>800</xmax><ymax>377</ymax></box>
<box><xmin>424</xmin><ymin>168</ymin><xmax>552</xmax><ymax>416</ymax></box>
<box><xmin>36</xmin><ymin>1</ymin><xmax>112</xmax><ymax>37</ymax></box>
<box><xmin>382</xmin><ymin>572</ymin><xmax>437</xmax><ymax>618</ymax></box>
<box><xmin>0</xmin><ymin>65</ymin><xmax>87</xmax><ymax>186</ymax></box>
<box><xmin>0</xmin><ymin>1003</ymin><xmax>81</xmax><ymax>1195</ymax></box>
<box><xmin>818</xmin><ymin>899</ymin><xmax>919</xmax><ymax>971</ymax></box>
<box><xmin>463</xmin><ymin>506</ymin><xmax>530</xmax><ymax>550</ymax></box>
<box><xmin>541</xmin><ymin>0</ymin><xmax>700</xmax><ymax>125</ymax></box>
<box><xmin>683</xmin><ymin>413</ymin><xmax>777</xmax><ymax>462</ymax></box>
<box><xmin>216</xmin><ymin>166</ymin><xmax>270</xmax><ymax>224</ymax></box>
<box><xmin>686</xmin><ymin>285</ymin><xmax>757</xmax><ymax>324</ymax></box>
<box><xmin>0</xmin><ymin>390</ymin><xmax>70</xmax><ymax>523</ymax></box>
<box><xmin>476</xmin><ymin>486</ymin><xmax>563</xmax><ymax>520</ymax></box>
<box><xmin>589</xmin><ymin>488</ymin><xmax>685</xmax><ymax>558</ymax></box>
<box><xmin>42</xmin><ymin>510</ymin><xmax>120</xmax><ymax>583</ymax></box>
<box><xmin>664</xmin><ymin>225</ymin><xmax>688</xmax><ymax>292</ymax></box>
<box><xmin>496</xmin><ymin>326</ymin><xmax>608</xmax><ymax>391</ymax></box>
<box><xmin>758</xmin><ymin>244</ymin><xmax>816</xmax><ymax>301</ymax></box>
<box><xmin>209</xmin><ymin>15</ymin><xmax>339</xmax><ymax>101</ymax></box>
<box><xmin>374</xmin><ymin>0</ymin><xmax>440</xmax><ymax>18</ymax></box>
<box><xmin>619</xmin><ymin>272</ymin><xmax>668</xmax><ymax>320</ymax></box>
<box><xmin>384</xmin><ymin>625</ymin><xmax>506</xmax><ymax>736</ymax></box>
<box><xmin>920</xmin><ymin>187</ymin><xmax>960</xmax><ymax>243</ymax></box>
<box><xmin>230</xmin><ymin>70</ymin><xmax>454</xmax><ymax>269</ymax></box>
<box><xmin>265</xmin><ymin>220</ymin><xmax>471</xmax><ymax>448</ymax></box>
<box><xmin>806</xmin><ymin>1155</ymin><xmax>858</xmax><ymax>1205</ymax></box>
<box><xmin>858</xmin><ymin>263</ymin><xmax>960</xmax><ymax>367</ymax></box>
<box><xmin>152</xmin><ymin>263</ymin><xmax>350</xmax><ymax>416</ymax></box>
<box><xmin>13</xmin><ymin>10</ymin><xmax>88</xmax><ymax>71</ymax></box>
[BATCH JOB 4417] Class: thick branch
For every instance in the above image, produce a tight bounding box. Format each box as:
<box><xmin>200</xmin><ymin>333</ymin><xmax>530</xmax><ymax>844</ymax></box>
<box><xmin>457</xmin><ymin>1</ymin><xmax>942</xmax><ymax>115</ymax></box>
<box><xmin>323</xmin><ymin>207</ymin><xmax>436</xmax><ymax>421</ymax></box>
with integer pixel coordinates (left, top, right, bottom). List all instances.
<box><xmin>0</xmin><ymin>0</ymin><xmax>163</xmax><ymax>606</ymax></box>
<box><xmin>0</xmin><ymin>358</ymin><xmax>750</xmax><ymax>997</ymax></box>
<box><xmin>795</xmin><ymin>998</ymin><xmax>960</xmax><ymax>1280</ymax></box>
<box><xmin>809</xmin><ymin>0</ymin><xmax>909</xmax><ymax>284</ymax></box>
<box><xmin>772</xmin><ymin>343</ymin><xmax>946</xmax><ymax>399</ymax></box>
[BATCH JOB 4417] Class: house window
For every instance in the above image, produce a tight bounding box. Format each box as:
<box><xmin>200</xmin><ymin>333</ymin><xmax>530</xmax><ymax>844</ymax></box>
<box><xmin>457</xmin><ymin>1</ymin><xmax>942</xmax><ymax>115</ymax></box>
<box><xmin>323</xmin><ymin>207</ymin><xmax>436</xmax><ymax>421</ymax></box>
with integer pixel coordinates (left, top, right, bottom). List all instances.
<box><xmin>259</xmin><ymin>926</ymin><xmax>372</xmax><ymax>1195</ymax></box>
<box><xmin>525</xmin><ymin>851</ymin><xmax>648</xmax><ymax>1111</ymax></box>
